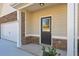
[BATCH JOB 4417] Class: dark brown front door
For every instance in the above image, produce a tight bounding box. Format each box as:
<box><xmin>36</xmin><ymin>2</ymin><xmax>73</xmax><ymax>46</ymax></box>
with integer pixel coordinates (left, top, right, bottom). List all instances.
<box><xmin>41</xmin><ymin>16</ymin><xmax>51</xmax><ymax>45</ymax></box>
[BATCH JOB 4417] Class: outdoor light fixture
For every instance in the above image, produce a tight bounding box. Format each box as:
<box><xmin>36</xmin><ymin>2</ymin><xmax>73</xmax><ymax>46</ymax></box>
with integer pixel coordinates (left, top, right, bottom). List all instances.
<box><xmin>39</xmin><ymin>3</ymin><xmax>45</xmax><ymax>7</ymax></box>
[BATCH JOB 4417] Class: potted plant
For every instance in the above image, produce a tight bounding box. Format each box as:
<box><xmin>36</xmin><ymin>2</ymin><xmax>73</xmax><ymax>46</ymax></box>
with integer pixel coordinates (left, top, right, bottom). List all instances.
<box><xmin>42</xmin><ymin>46</ymin><xmax>60</xmax><ymax>56</ymax></box>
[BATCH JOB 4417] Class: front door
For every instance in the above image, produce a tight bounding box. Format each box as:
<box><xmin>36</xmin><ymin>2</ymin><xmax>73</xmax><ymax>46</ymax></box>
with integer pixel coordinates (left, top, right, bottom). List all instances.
<box><xmin>41</xmin><ymin>16</ymin><xmax>51</xmax><ymax>45</ymax></box>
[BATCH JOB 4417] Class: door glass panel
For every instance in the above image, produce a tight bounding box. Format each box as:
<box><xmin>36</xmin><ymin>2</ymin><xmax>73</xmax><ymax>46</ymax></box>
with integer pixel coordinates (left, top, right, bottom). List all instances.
<box><xmin>42</xmin><ymin>17</ymin><xmax>51</xmax><ymax>32</ymax></box>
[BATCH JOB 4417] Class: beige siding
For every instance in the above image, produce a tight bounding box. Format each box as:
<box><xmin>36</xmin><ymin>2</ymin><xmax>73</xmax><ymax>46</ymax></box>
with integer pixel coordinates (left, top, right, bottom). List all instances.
<box><xmin>25</xmin><ymin>4</ymin><xmax>67</xmax><ymax>37</ymax></box>
<box><xmin>25</xmin><ymin>11</ymin><xmax>32</xmax><ymax>35</ymax></box>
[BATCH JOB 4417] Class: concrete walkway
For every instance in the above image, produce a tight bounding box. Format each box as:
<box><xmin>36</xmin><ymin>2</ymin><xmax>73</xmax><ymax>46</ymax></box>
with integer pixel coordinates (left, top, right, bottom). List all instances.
<box><xmin>20</xmin><ymin>44</ymin><xmax>67</xmax><ymax>56</ymax></box>
<box><xmin>0</xmin><ymin>39</ymin><xmax>33</xmax><ymax>56</ymax></box>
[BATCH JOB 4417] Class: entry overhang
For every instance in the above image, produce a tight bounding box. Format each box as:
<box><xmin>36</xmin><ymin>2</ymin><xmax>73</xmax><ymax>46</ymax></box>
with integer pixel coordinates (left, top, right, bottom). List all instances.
<box><xmin>10</xmin><ymin>3</ymin><xmax>34</xmax><ymax>10</ymax></box>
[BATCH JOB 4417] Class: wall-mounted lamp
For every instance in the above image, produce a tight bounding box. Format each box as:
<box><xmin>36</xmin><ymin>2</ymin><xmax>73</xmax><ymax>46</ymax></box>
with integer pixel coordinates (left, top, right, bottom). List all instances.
<box><xmin>39</xmin><ymin>3</ymin><xmax>45</xmax><ymax>7</ymax></box>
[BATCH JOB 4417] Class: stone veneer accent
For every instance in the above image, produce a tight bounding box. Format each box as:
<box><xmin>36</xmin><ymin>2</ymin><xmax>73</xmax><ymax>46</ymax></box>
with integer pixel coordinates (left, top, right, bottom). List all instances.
<box><xmin>22</xmin><ymin>36</ymin><xmax>67</xmax><ymax>50</ymax></box>
<box><xmin>53</xmin><ymin>38</ymin><xmax>67</xmax><ymax>50</ymax></box>
<box><xmin>22</xmin><ymin>36</ymin><xmax>39</xmax><ymax>45</ymax></box>
<box><xmin>21</xmin><ymin>12</ymin><xmax>26</xmax><ymax>45</ymax></box>
<box><xmin>0</xmin><ymin>11</ymin><xmax>17</xmax><ymax>23</ymax></box>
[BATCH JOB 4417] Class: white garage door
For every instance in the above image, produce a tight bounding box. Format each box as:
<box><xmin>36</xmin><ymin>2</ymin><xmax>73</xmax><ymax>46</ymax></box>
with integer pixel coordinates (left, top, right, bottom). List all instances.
<box><xmin>1</xmin><ymin>21</ymin><xmax>19</xmax><ymax>42</ymax></box>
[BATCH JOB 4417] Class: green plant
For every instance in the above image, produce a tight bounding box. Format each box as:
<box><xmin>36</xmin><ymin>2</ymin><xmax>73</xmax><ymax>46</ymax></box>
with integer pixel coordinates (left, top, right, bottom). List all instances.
<box><xmin>42</xmin><ymin>46</ymin><xmax>60</xmax><ymax>56</ymax></box>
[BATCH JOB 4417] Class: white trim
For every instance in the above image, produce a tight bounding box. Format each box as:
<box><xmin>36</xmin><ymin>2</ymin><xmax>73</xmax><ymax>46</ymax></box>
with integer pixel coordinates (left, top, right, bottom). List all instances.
<box><xmin>18</xmin><ymin>3</ymin><xmax>34</xmax><ymax>10</ymax></box>
<box><xmin>52</xmin><ymin>36</ymin><xmax>67</xmax><ymax>40</ymax></box>
<box><xmin>1</xmin><ymin>20</ymin><xmax>17</xmax><ymax>24</ymax></box>
<box><xmin>25</xmin><ymin>34</ymin><xmax>79</xmax><ymax>39</ymax></box>
<box><xmin>17</xmin><ymin>10</ymin><xmax>22</xmax><ymax>47</ymax></box>
<box><xmin>67</xmin><ymin>3</ymin><xmax>75</xmax><ymax>56</ymax></box>
<box><xmin>10</xmin><ymin>3</ymin><xmax>19</xmax><ymax>8</ymax></box>
<box><xmin>25</xmin><ymin>34</ymin><xmax>67</xmax><ymax>39</ymax></box>
<box><xmin>10</xmin><ymin>3</ymin><xmax>28</xmax><ymax>8</ymax></box>
<box><xmin>25</xmin><ymin>34</ymin><xmax>40</xmax><ymax>37</ymax></box>
<box><xmin>39</xmin><ymin>18</ymin><xmax>41</xmax><ymax>44</ymax></box>
<box><xmin>51</xmin><ymin>16</ymin><xmax>53</xmax><ymax>47</ymax></box>
<box><xmin>10</xmin><ymin>3</ymin><xmax>34</xmax><ymax>11</ymax></box>
<box><xmin>75</xmin><ymin>3</ymin><xmax>78</xmax><ymax>56</ymax></box>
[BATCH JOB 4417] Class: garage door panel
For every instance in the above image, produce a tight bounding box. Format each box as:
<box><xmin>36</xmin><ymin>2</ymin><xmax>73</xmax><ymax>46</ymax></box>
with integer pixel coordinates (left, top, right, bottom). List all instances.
<box><xmin>1</xmin><ymin>21</ymin><xmax>18</xmax><ymax>42</ymax></box>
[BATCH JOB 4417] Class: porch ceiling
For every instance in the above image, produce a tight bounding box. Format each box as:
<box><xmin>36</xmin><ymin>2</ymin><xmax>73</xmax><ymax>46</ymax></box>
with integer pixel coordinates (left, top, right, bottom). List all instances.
<box><xmin>22</xmin><ymin>3</ymin><xmax>65</xmax><ymax>12</ymax></box>
<box><xmin>10</xmin><ymin>3</ymin><xmax>29</xmax><ymax>9</ymax></box>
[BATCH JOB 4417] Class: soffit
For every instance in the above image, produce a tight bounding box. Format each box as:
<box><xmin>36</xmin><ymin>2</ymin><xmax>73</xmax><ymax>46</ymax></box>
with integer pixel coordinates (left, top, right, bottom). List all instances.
<box><xmin>22</xmin><ymin>3</ymin><xmax>66</xmax><ymax>12</ymax></box>
<box><xmin>10</xmin><ymin>3</ymin><xmax>28</xmax><ymax>9</ymax></box>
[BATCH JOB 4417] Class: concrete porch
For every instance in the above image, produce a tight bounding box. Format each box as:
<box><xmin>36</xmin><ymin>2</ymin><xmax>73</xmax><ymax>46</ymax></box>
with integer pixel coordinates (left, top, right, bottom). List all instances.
<box><xmin>20</xmin><ymin>44</ymin><xmax>67</xmax><ymax>56</ymax></box>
